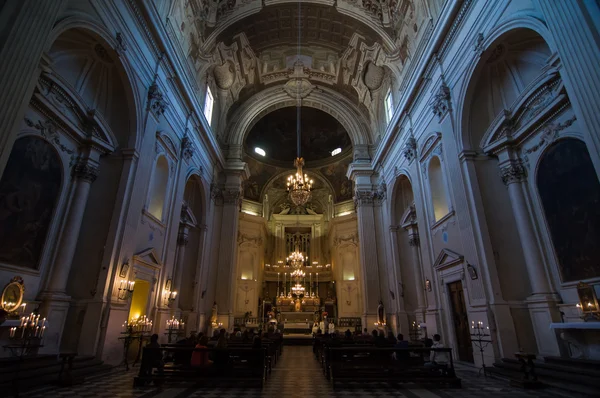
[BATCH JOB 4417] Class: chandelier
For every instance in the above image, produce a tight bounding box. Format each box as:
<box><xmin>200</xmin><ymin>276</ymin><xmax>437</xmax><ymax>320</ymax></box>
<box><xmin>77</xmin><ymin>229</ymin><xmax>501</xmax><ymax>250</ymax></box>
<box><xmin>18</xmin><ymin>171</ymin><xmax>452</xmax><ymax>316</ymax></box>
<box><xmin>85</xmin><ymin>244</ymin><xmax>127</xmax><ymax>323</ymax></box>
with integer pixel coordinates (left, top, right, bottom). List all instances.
<box><xmin>287</xmin><ymin>0</ymin><xmax>313</xmax><ymax>207</ymax></box>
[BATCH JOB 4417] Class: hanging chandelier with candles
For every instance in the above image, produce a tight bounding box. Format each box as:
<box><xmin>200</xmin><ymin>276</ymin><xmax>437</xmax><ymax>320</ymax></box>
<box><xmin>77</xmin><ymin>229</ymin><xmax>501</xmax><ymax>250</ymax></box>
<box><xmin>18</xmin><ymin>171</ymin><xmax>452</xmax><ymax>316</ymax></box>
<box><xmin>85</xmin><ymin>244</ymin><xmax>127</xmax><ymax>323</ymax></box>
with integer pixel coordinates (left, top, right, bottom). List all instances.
<box><xmin>287</xmin><ymin>0</ymin><xmax>313</xmax><ymax>207</ymax></box>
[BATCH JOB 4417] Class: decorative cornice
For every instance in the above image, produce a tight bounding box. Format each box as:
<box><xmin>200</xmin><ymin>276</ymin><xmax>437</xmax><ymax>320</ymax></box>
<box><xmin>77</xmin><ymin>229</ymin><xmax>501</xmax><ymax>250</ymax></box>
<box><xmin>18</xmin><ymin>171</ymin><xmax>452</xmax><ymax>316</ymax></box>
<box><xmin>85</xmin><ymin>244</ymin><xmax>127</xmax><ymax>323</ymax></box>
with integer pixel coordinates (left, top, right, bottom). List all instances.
<box><xmin>353</xmin><ymin>185</ymin><xmax>386</xmax><ymax>208</ymax></box>
<box><xmin>24</xmin><ymin>118</ymin><xmax>75</xmax><ymax>155</ymax></box>
<box><xmin>223</xmin><ymin>188</ymin><xmax>242</xmax><ymax>206</ymax></box>
<box><xmin>500</xmin><ymin>162</ymin><xmax>527</xmax><ymax>185</ymax></box>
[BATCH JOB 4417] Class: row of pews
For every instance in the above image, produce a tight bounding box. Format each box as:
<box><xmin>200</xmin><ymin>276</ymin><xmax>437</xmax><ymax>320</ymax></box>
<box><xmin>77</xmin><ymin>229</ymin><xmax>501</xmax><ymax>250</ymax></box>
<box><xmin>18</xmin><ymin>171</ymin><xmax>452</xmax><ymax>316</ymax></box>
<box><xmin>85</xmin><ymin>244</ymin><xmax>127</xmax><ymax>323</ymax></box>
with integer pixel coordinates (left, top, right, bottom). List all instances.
<box><xmin>314</xmin><ymin>337</ymin><xmax>462</xmax><ymax>388</ymax></box>
<box><xmin>133</xmin><ymin>337</ymin><xmax>283</xmax><ymax>388</ymax></box>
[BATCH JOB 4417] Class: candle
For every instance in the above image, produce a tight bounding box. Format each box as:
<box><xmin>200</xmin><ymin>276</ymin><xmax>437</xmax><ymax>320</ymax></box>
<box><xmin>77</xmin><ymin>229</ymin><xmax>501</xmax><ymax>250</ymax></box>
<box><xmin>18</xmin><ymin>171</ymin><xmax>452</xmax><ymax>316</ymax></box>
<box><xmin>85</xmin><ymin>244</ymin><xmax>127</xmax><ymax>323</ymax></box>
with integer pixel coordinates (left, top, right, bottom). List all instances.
<box><xmin>41</xmin><ymin>325</ymin><xmax>46</xmax><ymax>338</ymax></box>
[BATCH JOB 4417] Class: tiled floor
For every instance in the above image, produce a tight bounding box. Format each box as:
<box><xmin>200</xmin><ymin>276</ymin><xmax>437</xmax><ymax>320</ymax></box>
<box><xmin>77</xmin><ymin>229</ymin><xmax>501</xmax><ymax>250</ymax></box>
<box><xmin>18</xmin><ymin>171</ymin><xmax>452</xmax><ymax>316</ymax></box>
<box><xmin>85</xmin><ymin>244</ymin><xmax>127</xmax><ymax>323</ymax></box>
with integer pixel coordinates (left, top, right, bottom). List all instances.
<box><xmin>21</xmin><ymin>346</ymin><xmax>574</xmax><ymax>398</ymax></box>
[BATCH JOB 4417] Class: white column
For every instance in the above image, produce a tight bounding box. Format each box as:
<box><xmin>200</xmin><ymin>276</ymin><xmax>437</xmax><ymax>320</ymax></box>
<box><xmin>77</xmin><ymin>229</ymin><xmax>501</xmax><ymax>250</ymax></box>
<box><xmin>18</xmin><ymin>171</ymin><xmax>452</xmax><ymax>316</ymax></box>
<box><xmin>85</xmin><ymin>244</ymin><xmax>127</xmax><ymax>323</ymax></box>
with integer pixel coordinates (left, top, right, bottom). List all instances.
<box><xmin>171</xmin><ymin>216</ymin><xmax>190</xmax><ymax>313</ymax></box>
<box><xmin>407</xmin><ymin>231</ymin><xmax>426</xmax><ymax>312</ymax></box>
<box><xmin>500</xmin><ymin>162</ymin><xmax>551</xmax><ymax>295</ymax></box>
<box><xmin>0</xmin><ymin>1</ymin><xmax>66</xmax><ymax>175</ymax></box>
<box><xmin>39</xmin><ymin>157</ymin><xmax>98</xmax><ymax>354</ymax></box>
<box><xmin>45</xmin><ymin>159</ymin><xmax>99</xmax><ymax>294</ymax></box>
<box><xmin>500</xmin><ymin>160</ymin><xmax>561</xmax><ymax>356</ymax></box>
<box><xmin>354</xmin><ymin>190</ymin><xmax>383</xmax><ymax>326</ymax></box>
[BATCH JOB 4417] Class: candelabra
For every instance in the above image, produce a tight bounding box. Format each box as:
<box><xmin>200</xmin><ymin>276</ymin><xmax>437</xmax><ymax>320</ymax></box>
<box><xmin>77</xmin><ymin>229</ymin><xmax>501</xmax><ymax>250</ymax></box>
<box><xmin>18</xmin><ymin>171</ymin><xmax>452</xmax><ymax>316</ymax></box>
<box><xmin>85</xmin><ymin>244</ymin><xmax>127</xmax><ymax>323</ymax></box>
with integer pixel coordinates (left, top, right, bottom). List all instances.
<box><xmin>6</xmin><ymin>313</ymin><xmax>47</xmax><ymax>356</ymax></box>
<box><xmin>119</xmin><ymin>316</ymin><xmax>153</xmax><ymax>371</ymax></box>
<box><xmin>117</xmin><ymin>279</ymin><xmax>135</xmax><ymax>300</ymax></box>
<box><xmin>409</xmin><ymin>321</ymin><xmax>421</xmax><ymax>342</ymax></box>
<box><xmin>164</xmin><ymin>316</ymin><xmax>185</xmax><ymax>343</ymax></box>
<box><xmin>470</xmin><ymin>321</ymin><xmax>492</xmax><ymax>377</ymax></box>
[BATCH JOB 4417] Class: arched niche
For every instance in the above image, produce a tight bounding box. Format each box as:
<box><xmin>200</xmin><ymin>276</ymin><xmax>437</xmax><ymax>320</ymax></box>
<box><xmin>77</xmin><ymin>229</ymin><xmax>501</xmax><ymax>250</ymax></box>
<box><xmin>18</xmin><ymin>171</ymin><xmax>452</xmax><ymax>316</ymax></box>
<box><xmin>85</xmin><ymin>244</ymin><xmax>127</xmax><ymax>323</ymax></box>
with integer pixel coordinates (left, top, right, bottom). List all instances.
<box><xmin>148</xmin><ymin>156</ymin><xmax>170</xmax><ymax>221</ymax></box>
<box><xmin>0</xmin><ymin>136</ymin><xmax>62</xmax><ymax>269</ymax></box>
<box><xmin>428</xmin><ymin>156</ymin><xmax>449</xmax><ymax>222</ymax></box>
<box><xmin>536</xmin><ymin>139</ymin><xmax>600</xmax><ymax>282</ymax></box>
<box><xmin>177</xmin><ymin>175</ymin><xmax>204</xmax><ymax>312</ymax></box>
<box><xmin>467</xmin><ymin>29</ymin><xmax>552</xmax><ymax>151</ymax></box>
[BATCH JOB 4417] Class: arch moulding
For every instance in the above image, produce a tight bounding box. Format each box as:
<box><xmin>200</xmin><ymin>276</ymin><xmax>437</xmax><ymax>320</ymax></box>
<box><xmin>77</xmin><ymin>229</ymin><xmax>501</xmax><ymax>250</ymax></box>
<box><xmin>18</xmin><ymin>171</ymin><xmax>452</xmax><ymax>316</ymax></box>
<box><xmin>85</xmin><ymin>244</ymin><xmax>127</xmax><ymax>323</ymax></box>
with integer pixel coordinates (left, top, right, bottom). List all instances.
<box><xmin>223</xmin><ymin>85</ymin><xmax>373</xmax><ymax>155</ymax></box>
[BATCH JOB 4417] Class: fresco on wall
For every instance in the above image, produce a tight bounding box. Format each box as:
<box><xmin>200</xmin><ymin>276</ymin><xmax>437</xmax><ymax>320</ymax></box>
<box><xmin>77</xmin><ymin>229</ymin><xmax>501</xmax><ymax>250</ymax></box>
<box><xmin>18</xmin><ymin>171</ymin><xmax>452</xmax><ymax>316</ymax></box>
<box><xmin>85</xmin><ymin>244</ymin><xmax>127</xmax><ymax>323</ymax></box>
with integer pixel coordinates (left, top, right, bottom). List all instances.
<box><xmin>0</xmin><ymin>136</ymin><xmax>62</xmax><ymax>269</ymax></box>
<box><xmin>243</xmin><ymin>155</ymin><xmax>282</xmax><ymax>202</ymax></box>
<box><xmin>537</xmin><ymin>139</ymin><xmax>600</xmax><ymax>282</ymax></box>
<box><xmin>319</xmin><ymin>155</ymin><xmax>354</xmax><ymax>202</ymax></box>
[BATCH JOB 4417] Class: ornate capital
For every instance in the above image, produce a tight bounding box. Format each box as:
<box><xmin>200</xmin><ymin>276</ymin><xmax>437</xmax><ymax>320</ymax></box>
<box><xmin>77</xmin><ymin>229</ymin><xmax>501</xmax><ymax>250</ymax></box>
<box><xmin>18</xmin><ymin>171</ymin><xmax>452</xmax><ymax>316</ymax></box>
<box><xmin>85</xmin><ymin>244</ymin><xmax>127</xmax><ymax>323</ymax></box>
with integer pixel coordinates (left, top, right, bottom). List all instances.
<box><xmin>429</xmin><ymin>82</ymin><xmax>452</xmax><ymax>120</ymax></box>
<box><xmin>181</xmin><ymin>134</ymin><xmax>195</xmax><ymax>161</ymax></box>
<box><xmin>147</xmin><ymin>82</ymin><xmax>169</xmax><ymax>117</ymax></box>
<box><xmin>408</xmin><ymin>233</ymin><xmax>420</xmax><ymax>247</ymax></box>
<box><xmin>223</xmin><ymin>189</ymin><xmax>242</xmax><ymax>206</ymax></box>
<box><xmin>500</xmin><ymin>162</ymin><xmax>527</xmax><ymax>185</ymax></box>
<box><xmin>402</xmin><ymin>136</ymin><xmax>417</xmax><ymax>162</ymax></box>
<box><xmin>72</xmin><ymin>160</ymin><xmax>99</xmax><ymax>182</ymax></box>
<box><xmin>354</xmin><ymin>184</ymin><xmax>386</xmax><ymax>208</ymax></box>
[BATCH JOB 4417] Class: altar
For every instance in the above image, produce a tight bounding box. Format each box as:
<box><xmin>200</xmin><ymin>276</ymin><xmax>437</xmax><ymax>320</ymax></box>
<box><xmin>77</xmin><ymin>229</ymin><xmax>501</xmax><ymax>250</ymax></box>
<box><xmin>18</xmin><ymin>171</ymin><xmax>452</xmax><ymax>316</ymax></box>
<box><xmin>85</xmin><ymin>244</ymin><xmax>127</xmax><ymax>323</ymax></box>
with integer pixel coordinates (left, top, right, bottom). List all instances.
<box><xmin>276</xmin><ymin>297</ymin><xmax>320</xmax><ymax>313</ymax></box>
<box><xmin>550</xmin><ymin>322</ymin><xmax>600</xmax><ymax>360</ymax></box>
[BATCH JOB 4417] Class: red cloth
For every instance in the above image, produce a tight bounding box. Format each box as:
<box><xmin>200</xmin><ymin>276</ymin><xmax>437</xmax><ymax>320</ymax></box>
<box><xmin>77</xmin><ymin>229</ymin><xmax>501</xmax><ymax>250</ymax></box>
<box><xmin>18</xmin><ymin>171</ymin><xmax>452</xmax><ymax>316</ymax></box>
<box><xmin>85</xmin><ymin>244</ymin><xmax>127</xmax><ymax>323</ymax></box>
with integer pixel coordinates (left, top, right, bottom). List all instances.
<box><xmin>191</xmin><ymin>344</ymin><xmax>209</xmax><ymax>366</ymax></box>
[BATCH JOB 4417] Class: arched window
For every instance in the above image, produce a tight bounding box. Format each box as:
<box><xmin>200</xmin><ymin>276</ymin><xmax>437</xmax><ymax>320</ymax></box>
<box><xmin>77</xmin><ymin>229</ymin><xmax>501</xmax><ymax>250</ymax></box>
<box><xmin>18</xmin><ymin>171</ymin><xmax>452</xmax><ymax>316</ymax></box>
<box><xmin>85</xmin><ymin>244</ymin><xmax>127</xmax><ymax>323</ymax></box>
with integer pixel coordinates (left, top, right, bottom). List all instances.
<box><xmin>0</xmin><ymin>136</ymin><xmax>62</xmax><ymax>269</ymax></box>
<box><xmin>537</xmin><ymin>139</ymin><xmax>600</xmax><ymax>282</ymax></box>
<box><xmin>429</xmin><ymin>156</ymin><xmax>449</xmax><ymax>221</ymax></box>
<box><xmin>148</xmin><ymin>156</ymin><xmax>169</xmax><ymax>220</ymax></box>
<box><xmin>204</xmin><ymin>86</ymin><xmax>214</xmax><ymax>126</ymax></box>
<box><xmin>385</xmin><ymin>89</ymin><xmax>393</xmax><ymax>124</ymax></box>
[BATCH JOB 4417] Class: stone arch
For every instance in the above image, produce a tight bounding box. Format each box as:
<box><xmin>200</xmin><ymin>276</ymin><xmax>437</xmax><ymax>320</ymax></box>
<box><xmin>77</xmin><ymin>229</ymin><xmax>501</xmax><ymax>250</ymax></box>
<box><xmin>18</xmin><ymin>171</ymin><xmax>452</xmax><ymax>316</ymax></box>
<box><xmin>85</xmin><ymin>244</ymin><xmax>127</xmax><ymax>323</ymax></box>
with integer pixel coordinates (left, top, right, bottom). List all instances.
<box><xmin>456</xmin><ymin>21</ymin><xmax>555</xmax><ymax>152</ymax></box>
<box><xmin>46</xmin><ymin>19</ymin><xmax>141</xmax><ymax>150</ymax></box>
<box><xmin>224</xmin><ymin>86</ymin><xmax>372</xmax><ymax>153</ymax></box>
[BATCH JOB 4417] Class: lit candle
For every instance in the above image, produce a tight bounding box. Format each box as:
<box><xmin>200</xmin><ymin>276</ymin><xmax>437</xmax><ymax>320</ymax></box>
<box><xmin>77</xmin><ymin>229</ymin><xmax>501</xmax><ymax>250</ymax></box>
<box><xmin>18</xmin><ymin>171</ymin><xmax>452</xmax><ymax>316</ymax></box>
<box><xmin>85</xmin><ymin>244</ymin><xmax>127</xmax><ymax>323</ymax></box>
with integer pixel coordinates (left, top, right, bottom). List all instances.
<box><xmin>41</xmin><ymin>325</ymin><xmax>46</xmax><ymax>338</ymax></box>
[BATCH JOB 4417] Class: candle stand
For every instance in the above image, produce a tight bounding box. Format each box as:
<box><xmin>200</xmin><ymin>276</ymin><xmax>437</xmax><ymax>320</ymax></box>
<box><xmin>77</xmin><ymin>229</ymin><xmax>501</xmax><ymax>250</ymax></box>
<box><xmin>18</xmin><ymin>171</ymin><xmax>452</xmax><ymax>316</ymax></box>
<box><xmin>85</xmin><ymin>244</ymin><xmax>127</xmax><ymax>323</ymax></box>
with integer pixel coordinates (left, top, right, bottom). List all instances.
<box><xmin>118</xmin><ymin>317</ymin><xmax>153</xmax><ymax>371</ymax></box>
<box><xmin>2</xmin><ymin>312</ymin><xmax>47</xmax><ymax>397</ymax></box>
<box><xmin>164</xmin><ymin>316</ymin><xmax>185</xmax><ymax>343</ymax></box>
<box><xmin>409</xmin><ymin>321</ymin><xmax>421</xmax><ymax>342</ymax></box>
<box><xmin>470</xmin><ymin>321</ymin><xmax>492</xmax><ymax>377</ymax></box>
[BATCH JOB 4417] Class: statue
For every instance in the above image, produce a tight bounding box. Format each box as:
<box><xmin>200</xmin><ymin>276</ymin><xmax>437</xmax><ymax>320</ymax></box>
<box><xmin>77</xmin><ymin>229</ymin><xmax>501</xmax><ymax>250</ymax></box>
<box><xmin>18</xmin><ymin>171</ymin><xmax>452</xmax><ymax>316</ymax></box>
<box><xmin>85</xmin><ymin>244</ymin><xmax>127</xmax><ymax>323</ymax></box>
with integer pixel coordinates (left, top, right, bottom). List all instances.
<box><xmin>377</xmin><ymin>300</ymin><xmax>386</xmax><ymax>325</ymax></box>
<box><xmin>210</xmin><ymin>301</ymin><xmax>218</xmax><ymax>326</ymax></box>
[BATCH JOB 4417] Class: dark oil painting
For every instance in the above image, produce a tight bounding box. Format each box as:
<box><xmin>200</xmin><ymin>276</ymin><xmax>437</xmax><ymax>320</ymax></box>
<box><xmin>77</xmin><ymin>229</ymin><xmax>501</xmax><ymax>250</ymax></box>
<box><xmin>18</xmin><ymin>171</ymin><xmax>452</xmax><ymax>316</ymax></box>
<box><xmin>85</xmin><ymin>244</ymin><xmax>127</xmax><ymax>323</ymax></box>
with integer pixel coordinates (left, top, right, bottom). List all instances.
<box><xmin>0</xmin><ymin>136</ymin><xmax>62</xmax><ymax>269</ymax></box>
<box><xmin>537</xmin><ymin>139</ymin><xmax>600</xmax><ymax>282</ymax></box>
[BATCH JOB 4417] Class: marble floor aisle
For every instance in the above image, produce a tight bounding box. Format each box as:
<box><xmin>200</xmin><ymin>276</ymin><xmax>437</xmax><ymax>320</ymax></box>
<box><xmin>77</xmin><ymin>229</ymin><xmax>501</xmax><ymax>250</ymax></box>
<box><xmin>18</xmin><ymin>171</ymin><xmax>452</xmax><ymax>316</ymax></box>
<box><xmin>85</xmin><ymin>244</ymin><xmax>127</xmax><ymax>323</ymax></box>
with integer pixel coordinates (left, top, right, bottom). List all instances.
<box><xmin>20</xmin><ymin>346</ymin><xmax>576</xmax><ymax>398</ymax></box>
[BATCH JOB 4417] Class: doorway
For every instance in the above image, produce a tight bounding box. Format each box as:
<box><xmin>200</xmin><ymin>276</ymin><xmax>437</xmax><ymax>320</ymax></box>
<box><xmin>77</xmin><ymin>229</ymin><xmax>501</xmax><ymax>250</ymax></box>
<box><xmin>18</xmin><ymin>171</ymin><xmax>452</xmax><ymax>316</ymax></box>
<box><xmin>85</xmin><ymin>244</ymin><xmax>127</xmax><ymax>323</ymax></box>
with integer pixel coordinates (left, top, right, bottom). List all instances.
<box><xmin>447</xmin><ymin>280</ymin><xmax>474</xmax><ymax>362</ymax></box>
<box><xmin>128</xmin><ymin>279</ymin><xmax>150</xmax><ymax>323</ymax></box>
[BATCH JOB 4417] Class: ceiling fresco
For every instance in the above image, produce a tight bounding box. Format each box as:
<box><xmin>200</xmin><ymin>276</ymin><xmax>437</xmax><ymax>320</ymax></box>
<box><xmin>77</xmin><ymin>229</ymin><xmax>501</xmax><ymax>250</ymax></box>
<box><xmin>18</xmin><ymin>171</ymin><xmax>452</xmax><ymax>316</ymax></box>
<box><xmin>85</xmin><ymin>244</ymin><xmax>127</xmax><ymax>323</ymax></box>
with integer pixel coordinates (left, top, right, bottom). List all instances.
<box><xmin>245</xmin><ymin>107</ymin><xmax>351</xmax><ymax>165</ymax></box>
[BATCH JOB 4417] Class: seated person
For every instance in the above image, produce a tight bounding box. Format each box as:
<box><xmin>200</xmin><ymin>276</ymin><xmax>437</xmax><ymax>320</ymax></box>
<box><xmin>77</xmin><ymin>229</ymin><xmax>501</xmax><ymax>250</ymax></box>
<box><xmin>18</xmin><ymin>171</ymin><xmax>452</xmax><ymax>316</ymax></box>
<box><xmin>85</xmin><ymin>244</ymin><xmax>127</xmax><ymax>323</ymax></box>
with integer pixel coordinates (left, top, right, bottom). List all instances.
<box><xmin>395</xmin><ymin>333</ymin><xmax>409</xmax><ymax>348</ymax></box>
<box><xmin>191</xmin><ymin>336</ymin><xmax>211</xmax><ymax>367</ymax></box>
<box><xmin>426</xmin><ymin>334</ymin><xmax>449</xmax><ymax>368</ymax></box>
<box><xmin>393</xmin><ymin>333</ymin><xmax>410</xmax><ymax>361</ymax></box>
<box><xmin>140</xmin><ymin>334</ymin><xmax>164</xmax><ymax>378</ymax></box>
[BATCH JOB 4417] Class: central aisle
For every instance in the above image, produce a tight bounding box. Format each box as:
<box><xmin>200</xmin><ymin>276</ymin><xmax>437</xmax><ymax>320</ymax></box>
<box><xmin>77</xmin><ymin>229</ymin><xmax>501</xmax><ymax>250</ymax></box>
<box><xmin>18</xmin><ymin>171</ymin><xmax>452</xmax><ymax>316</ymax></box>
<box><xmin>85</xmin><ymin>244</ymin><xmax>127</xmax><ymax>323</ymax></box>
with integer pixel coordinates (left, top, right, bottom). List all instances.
<box><xmin>262</xmin><ymin>345</ymin><xmax>334</xmax><ymax>396</ymax></box>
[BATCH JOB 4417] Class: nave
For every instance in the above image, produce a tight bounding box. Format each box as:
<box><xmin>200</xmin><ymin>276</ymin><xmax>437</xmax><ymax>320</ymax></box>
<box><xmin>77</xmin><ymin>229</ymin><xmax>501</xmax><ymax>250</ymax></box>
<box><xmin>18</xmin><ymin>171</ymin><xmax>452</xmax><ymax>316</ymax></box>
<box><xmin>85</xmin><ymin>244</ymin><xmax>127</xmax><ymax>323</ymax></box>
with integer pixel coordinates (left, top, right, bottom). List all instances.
<box><xmin>21</xmin><ymin>346</ymin><xmax>573</xmax><ymax>398</ymax></box>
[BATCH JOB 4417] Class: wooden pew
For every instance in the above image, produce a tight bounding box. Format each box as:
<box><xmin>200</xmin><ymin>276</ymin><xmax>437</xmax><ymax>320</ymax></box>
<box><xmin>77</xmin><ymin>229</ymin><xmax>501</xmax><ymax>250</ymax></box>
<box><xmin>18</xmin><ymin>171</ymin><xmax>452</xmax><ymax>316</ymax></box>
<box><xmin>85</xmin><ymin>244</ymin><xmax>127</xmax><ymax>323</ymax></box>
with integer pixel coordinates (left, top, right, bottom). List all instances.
<box><xmin>134</xmin><ymin>346</ymin><xmax>267</xmax><ymax>388</ymax></box>
<box><xmin>326</xmin><ymin>346</ymin><xmax>461</xmax><ymax>388</ymax></box>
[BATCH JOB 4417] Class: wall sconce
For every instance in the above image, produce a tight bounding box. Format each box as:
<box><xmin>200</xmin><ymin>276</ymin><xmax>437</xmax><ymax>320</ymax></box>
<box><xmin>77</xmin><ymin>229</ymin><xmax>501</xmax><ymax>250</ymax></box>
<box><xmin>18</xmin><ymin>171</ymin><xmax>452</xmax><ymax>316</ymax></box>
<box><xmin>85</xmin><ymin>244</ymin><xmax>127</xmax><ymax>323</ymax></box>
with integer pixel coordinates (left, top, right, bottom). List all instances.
<box><xmin>466</xmin><ymin>263</ymin><xmax>478</xmax><ymax>280</ymax></box>
<box><xmin>118</xmin><ymin>279</ymin><xmax>135</xmax><ymax>300</ymax></box>
<box><xmin>164</xmin><ymin>290</ymin><xmax>177</xmax><ymax>306</ymax></box>
<box><xmin>425</xmin><ymin>279</ymin><xmax>432</xmax><ymax>292</ymax></box>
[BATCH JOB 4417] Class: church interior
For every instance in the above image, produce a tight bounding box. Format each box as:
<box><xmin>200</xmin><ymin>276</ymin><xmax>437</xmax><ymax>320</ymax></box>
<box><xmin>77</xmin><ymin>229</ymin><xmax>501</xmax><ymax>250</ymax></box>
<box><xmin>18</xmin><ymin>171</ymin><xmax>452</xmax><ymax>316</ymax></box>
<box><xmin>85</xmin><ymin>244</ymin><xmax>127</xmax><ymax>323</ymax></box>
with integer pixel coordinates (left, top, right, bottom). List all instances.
<box><xmin>0</xmin><ymin>0</ymin><xmax>599</xmax><ymax>397</ymax></box>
